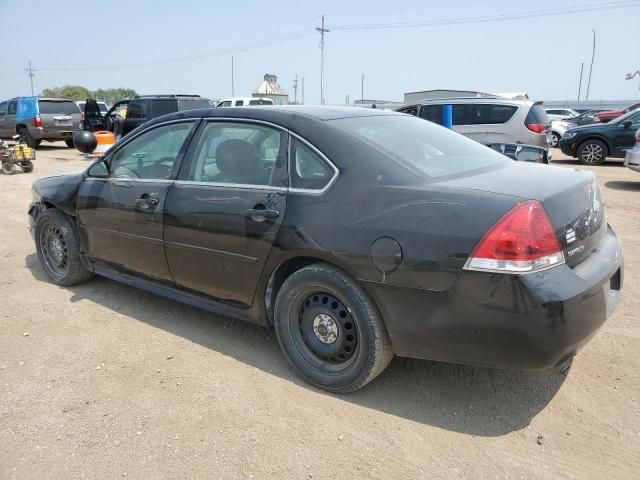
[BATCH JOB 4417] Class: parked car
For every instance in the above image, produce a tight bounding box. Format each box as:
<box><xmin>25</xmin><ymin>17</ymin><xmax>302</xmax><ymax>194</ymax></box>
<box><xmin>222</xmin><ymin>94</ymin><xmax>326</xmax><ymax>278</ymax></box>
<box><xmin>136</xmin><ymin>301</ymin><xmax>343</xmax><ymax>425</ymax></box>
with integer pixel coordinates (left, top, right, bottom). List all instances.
<box><xmin>593</xmin><ymin>102</ymin><xmax>640</xmax><ymax>123</ymax></box>
<box><xmin>490</xmin><ymin>143</ymin><xmax>548</xmax><ymax>162</ymax></box>
<box><xmin>623</xmin><ymin>128</ymin><xmax>640</xmax><ymax>172</ymax></box>
<box><xmin>396</xmin><ymin>96</ymin><xmax>550</xmax><ymax>150</ymax></box>
<box><xmin>550</xmin><ymin>120</ymin><xmax>572</xmax><ymax>147</ymax></box>
<box><xmin>28</xmin><ymin>106</ymin><xmax>622</xmax><ymax>392</ymax></box>
<box><xmin>77</xmin><ymin>100</ymin><xmax>108</xmax><ymax>131</ymax></box>
<box><xmin>83</xmin><ymin>94</ymin><xmax>215</xmax><ymax>136</ymax></box>
<box><xmin>559</xmin><ymin>108</ymin><xmax>640</xmax><ymax>164</ymax></box>
<box><xmin>216</xmin><ymin>97</ymin><xmax>274</xmax><ymax>107</ymax></box>
<box><xmin>564</xmin><ymin>109</ymin><xmax>608</xmax><ymax>127</ymax></box>
<box><xmin>0</xmin><ymin>97</ymin><xmax>81</xmax><ymax>149</ymax></box>
<box><xmin>545</xmin><ymin>108</ymin><xmax>579</xmax><ymax>121</ymax></box>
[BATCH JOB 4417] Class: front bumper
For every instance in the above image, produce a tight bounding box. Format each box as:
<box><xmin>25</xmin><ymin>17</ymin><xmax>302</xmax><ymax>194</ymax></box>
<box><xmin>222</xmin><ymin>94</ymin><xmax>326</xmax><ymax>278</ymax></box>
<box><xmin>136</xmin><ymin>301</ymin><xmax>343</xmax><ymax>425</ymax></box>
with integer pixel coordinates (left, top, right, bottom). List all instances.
<box><xmin>559</xmin><ymin>139</ymin><xmax>577</xmax><ymax>157</ymax></box>
<box><xmin>624</xmin><ymin>147</ymin><xmax>640</xmax><ymax>173</ymax></box>
<box><xmin>367</xmin><ymin>225</ymin><xmax>623</xmax><ymax>370</ymax></box>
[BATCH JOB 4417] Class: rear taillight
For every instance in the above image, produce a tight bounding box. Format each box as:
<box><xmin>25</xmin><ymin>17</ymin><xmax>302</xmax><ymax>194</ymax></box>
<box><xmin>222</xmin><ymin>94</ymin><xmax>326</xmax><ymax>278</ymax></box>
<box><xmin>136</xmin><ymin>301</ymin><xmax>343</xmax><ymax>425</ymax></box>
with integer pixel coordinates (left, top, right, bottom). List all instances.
<box><xmin>635</xmin><ymin>129</ymin><xmax>640</xmax><ymax>146</ymax></box>
<box><xmin>33</xmin><ymin>115</ymin><xmax>42</xmax><ymax>128</ymax></box>
<box><xmin>81</xmin><ymin>112</ymin><xmax>85</xmax><ymax>122</ymax></box>
<box><xmin>526</xmin><ymin>123</ymin><xmax>547</xmax><ymax>134</ymax></box>
<box><xmin>464</xmin><ymin>200</ymin><xmax>565</xmax><ymax>273</ymax></box>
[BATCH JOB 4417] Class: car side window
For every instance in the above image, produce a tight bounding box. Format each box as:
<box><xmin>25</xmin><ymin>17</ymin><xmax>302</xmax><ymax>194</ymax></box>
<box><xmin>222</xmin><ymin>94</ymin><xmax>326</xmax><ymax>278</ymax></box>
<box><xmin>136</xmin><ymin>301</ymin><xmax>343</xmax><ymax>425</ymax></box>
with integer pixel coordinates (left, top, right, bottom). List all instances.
<box><xmin>7</xmin><ymin>101</ymin><xmax>17</xmax><ymax>115</ymax></box>
<box><xmin>187</xmin><ymin>122</ymin><xmax>283</xmax><ymax>186</ymax></box>
<box><xmin>109</xmin><ymin>122</ymin><xmax>195</xmax><ymax>180</ymax></box>
<box><xmin>218</xmin><ymin>101</ymin><xmax>231</xmax><ymax>107</ymax></box>
<box><xmin>127</xmin><ymin>100</ymin><xmax>147</xmax><ymax>120</ymax></box>
<box><xmin>290</xmin><ymin>139</ymin><xmax>333</xmax><ymax>190</ymax></box>
<box><xmin>419</xmin><ymin>105</ymin><xmax>443</xmax><ymax>125</ymax></box>
<box><xmin>235</xmin><ymin>100</ymin><xmax>244</xmax><ymax>106</ymax></box>
<box><xmin>0</xmin><ymin>102</ymin><xmax>6</xmax><ymax>115</ymax></box>
<box><xmin>629</xmin><ymin>112</ymin><xmax>640</xmax><ymax>126</ymax></box>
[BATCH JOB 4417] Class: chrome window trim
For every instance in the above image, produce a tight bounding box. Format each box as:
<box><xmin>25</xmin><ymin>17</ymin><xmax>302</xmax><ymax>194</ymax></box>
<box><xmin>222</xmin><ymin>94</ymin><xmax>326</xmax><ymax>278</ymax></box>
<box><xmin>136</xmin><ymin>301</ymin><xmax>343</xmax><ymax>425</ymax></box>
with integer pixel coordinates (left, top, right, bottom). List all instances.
<box><xmin>173</xmin><ymin>180</ymin><xmax>287</xmax><ymax>192</ymax></box>
<box><xmin>287</xmin><ymin>132</ymin><xmax>339</xmax><ymax>195</ymax></box>
<box><xmin>88</xmin><ymin>177</ymin><xmax>174</xmax><ymax>184</ymax></box>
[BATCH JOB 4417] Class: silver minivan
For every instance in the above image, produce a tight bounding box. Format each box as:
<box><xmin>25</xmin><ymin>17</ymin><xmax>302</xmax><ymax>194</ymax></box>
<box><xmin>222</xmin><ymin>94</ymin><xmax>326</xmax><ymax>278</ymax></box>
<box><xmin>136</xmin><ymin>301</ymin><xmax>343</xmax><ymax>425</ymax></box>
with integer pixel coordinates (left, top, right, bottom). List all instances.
<box><xmin>396</xmin><ymin>97</ymin><xmax>550</xmax><ymax>150</ymax></box>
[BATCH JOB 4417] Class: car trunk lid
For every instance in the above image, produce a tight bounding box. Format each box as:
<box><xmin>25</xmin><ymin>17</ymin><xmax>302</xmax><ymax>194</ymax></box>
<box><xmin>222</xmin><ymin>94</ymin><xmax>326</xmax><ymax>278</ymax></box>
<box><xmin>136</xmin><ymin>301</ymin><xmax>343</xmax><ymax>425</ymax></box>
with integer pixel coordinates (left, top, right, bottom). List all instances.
<box><xmin>439</xmin><ymin>162</ymin><xmax>606</xmax><ymax>267</ymax></box>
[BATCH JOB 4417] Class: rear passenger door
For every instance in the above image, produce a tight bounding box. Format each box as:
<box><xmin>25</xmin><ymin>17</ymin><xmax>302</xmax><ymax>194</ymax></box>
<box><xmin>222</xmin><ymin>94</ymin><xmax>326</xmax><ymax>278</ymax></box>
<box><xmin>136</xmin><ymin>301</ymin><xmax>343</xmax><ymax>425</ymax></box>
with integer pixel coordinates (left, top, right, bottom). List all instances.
<box><xmin>163</xmin><ymin>120</ymin><xmax>288</xmax><ymax>306</ymax></box>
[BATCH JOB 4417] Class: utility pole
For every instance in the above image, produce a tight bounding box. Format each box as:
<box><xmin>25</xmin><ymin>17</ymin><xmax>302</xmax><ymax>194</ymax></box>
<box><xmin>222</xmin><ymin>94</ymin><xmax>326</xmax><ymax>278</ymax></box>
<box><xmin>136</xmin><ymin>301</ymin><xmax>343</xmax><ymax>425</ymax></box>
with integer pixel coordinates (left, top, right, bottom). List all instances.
<box><xmin>25</xmin><ymin>60</ymin><xmax>35</xmax><ymax>96</ymax></box>
<box><xmin>231</xmin><ymin>56</ymin><xmax>235</xmax><ymax>97</ymax></box>
<box><xmin>361</xmin><ymin>73</ymin><xmax>365</xmax><ymax>103</ymax></box>
<box><xmin>586</xmin><ymin>30</ymin><xmax>596</xmax><ymax>101</ymax></box>
<box><xmin>316</xmin><ymin>16</ymin><xmax>330</xmax><ymax>105</ymax></box>
<box><xmin>293</xmin><ymin>75</ymin><xmax>298</xmax><ymax>104</ymax></box>
<box><xmin>301</xmin><ymin>77</ymin><xmax>305</xmax><ymax>104</ymax></box>
<box><xmin>577</xmin><ymin>62</ymin><xmax>584</xmax><ymax>101</ymax></box>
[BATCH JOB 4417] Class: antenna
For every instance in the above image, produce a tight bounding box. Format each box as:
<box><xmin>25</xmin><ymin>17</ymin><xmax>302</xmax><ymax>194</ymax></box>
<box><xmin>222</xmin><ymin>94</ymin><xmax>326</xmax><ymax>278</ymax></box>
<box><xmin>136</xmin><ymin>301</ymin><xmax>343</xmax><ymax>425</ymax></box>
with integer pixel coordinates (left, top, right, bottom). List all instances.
<box><xmin>25</xmin><ymin>60</ymin><xmax>36</xmax><ymax>96</ymax></box>
<box><xmin>316</xmin><ymin>16</ymin><xmax>330</xmax><ymax>105</ymax></box>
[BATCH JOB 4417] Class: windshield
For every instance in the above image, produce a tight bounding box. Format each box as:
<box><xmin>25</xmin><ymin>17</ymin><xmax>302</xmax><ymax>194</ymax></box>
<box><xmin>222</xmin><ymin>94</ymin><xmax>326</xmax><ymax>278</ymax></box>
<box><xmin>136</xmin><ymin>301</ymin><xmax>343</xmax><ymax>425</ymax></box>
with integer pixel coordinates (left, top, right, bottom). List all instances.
<box><xmin>329</xmin><ymin>115</ymin><xmax>510</xmax><ymax>179</ymax></box>
<box><xmin>612</xmin><ymin>108</ymin><xmax>640</xmax><ymax>124</ymax></box>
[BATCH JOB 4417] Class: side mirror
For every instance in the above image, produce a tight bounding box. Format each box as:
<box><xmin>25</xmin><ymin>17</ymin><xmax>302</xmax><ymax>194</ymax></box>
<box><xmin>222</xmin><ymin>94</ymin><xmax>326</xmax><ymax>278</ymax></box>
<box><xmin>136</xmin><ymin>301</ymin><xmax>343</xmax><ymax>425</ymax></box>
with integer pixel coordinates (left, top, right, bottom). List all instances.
<box><xmin>622</xmin><ymin>120</ymin><xmax>633</xmax><ymax>129</ymax></box>
<box><xmin>87</xmin><ymin>160</ymin><xmax>109</xmax><ymax>178</ymax></box>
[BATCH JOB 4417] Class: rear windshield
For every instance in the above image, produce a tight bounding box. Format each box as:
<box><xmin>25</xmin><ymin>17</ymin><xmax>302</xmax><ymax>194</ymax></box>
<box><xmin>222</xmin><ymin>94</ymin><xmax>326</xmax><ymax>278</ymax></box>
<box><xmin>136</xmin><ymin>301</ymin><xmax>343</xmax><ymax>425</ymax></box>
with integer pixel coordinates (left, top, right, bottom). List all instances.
<box><xmin>38</xmin><ymin>101</ymin><xmax>80</xmax><ymax>114</ymax></box>
<box><xmin>525</xmin><ymin>103</ymin><xmax>549</xmax><ymax>124</ymax></box>
<box><xmin>249</xmin><ymin>99</ymin><xmax>273</xmax><ymax>105</ymax></box>
<box><xmin>330</xmin><ymin>115</ymin><xmax>510</xmax><ymax>179</ymax></box>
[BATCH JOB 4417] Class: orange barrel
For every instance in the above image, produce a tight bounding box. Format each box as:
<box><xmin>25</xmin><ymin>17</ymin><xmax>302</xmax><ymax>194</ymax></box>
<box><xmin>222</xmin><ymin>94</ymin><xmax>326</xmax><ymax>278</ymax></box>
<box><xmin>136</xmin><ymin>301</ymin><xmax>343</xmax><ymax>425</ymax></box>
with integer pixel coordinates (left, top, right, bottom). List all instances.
<box><xmin>92</xmin><ymin>130</ymin><xmax>116</xmax><ymax>156</ymax></box>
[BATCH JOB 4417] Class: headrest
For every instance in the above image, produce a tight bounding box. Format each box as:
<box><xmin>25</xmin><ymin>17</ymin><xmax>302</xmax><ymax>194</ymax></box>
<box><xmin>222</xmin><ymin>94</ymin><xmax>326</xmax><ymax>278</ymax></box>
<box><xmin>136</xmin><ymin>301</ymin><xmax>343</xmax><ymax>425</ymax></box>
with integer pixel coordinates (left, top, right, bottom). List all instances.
<box><xmin>215</xmin><ymin>139</ymin><xmax>260</xmax><ymax>174</ymax></box>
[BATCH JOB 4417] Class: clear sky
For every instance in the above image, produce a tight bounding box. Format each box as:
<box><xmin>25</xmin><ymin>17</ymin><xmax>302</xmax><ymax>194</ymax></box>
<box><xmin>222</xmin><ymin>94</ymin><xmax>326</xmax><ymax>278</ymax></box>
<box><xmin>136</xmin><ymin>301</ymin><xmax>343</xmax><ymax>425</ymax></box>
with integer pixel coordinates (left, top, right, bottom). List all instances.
<box><xmin>1</xmin><ymin>0</ymin><xmax>639</xmax><ymax>104</ymax></box>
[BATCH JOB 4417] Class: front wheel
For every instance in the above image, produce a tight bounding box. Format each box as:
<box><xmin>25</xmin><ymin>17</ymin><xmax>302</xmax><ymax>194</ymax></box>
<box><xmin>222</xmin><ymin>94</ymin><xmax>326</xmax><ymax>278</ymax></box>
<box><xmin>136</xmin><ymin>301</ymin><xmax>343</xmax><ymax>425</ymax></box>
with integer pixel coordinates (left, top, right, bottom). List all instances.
<box><xmin>578</xmin><ymin>139</ymin><xmax>607</xmax><ymax>165</ymax></box>
<box><xmin>550</xmin><ymin>132</ymin><xmax>561</xmax><ymax>148</ymax></box>
<box><xmin>274</xmin><ymin>263</ymin><xmax>394</xmax><ymax>393</ymax></box>
<box><xmin>34</xmin><ymin>209</ymin><xmax>94</xmax><ymax>286</ymax></box>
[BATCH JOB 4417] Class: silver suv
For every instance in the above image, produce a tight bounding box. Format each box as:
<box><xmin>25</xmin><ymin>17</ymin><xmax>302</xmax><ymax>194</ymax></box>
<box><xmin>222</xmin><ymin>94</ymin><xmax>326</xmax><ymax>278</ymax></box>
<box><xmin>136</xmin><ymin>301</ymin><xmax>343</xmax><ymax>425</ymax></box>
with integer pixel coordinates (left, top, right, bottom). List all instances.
<box><xmin>396</xmin><ymin>96</ymin><xmax>550</xmax><ymax>150</ymax></box>
<box><xmin>0</xmin><ymin>97</ymin><xmax>81</xmax><ymax>149</ymax></box>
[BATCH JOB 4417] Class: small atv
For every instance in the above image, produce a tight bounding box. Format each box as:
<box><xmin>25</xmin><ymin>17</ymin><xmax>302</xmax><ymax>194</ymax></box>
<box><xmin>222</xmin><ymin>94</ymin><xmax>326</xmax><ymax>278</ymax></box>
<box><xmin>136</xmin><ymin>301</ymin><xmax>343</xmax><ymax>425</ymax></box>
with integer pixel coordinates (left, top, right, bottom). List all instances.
<box><xmin>1</xmin><ymin>135</ymin><xmax>35</xmax><ymax>174</ymax></box>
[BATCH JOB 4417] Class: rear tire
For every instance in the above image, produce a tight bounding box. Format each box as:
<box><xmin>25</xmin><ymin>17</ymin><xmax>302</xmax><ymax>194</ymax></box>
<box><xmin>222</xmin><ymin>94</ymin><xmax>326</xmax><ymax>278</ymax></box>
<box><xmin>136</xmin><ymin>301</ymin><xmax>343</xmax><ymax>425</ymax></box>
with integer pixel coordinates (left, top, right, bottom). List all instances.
<box><xmin>577</xmin><ymin>139</ymin><xmax>607</xmax><ymax>165</ymax></box>
<box><xmin>274</xmin><ymin>263</ymin><xmax>394</xmax><ymax>393</ymax></box>
<box><xmin>20</xmin><ymin>160</ymin><xmax>34</xmax><ymax>173</ymax></box>
<box><xmin>2</xmin><ymin>161</ymin><xmax>13</xmax><ymax>174</ymax></box>
<box><xmin>65</xmin><ymin>139</ymin><xmax>74</xmax><ymax>148</ymax></box>
<box><xmin>34</xmin><ymin>208</ymin><xmax>94</xmax><ymax>286</ymax></box>
<box><xmin>17</xmin><ymin>127</ymin><xmax>40</xmax><ymax>149</ymax></box>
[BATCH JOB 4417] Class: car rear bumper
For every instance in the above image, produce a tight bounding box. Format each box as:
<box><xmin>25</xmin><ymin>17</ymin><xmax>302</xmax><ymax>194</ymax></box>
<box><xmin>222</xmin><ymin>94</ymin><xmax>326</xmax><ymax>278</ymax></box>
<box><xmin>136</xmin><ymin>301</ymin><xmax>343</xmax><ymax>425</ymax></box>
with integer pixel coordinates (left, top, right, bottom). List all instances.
<box><xmin>30</xmin><ymin>127</ymin><xmax>77</xmax><ymax>140</ymax></box>
<box><xmin>624</xmin><ymin>147</ymin><xmax>640</xmax><ymax>172</ymax></box>
<box><xmin>366</xmin><ymin>224</ymin><xmax>623</xmax><ymax>369</ymax></box>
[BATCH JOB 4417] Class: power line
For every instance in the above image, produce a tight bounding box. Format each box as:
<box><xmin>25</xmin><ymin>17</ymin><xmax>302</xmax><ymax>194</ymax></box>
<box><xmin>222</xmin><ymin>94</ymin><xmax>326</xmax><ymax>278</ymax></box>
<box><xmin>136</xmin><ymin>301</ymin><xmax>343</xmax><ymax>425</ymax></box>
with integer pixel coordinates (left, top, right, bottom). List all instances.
<box><xmin>329</xmin><ymin>1</ymin><xmax>640</xmax><ymax>30</ymax></box>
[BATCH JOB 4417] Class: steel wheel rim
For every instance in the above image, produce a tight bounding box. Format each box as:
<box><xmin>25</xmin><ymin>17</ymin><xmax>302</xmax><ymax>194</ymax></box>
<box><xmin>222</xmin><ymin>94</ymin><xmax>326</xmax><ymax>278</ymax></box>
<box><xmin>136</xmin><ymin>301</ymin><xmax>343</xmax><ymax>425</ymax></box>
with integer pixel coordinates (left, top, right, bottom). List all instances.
<box><xmin>297</xmin><ymin>292</ymin><xmax>359</xmax><ymax>366</ymax></box>
<box><xmin>39</xmin><ymin>220</ymin><xmax>68</xmax><ymax>278</ymax></box>
<box><xmin>583</xmin><ymin>144</ymin><xmax>603</xmax><ymax>163</ymax></box>
<box><xmin>550</xmin><ymin>134</ymin><xmax>559</xmax><ymax>147</ymax></box>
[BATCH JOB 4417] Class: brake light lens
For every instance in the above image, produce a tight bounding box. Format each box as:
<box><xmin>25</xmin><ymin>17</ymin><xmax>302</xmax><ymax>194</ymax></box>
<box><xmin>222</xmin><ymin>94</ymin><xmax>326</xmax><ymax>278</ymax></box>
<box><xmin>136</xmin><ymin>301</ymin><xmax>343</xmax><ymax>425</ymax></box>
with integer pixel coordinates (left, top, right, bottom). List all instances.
<box><xmin>33</xmin><ymin>115</ymin><xmax>42</xmax><ymax>128</ymax></box>
<box><xmin>635</xmin><ymin>128</ymin><xmax>640</xmax><ymax>146</ymax></box>
<box><xmin>465</xmin><ymin>200</ymin><xmax>565</xmax><ymax>273</ymax></box>
<box><xmin>526</xmin><ymin>123</ymin><xmax>547</xmax><ymax>134</ymax></box>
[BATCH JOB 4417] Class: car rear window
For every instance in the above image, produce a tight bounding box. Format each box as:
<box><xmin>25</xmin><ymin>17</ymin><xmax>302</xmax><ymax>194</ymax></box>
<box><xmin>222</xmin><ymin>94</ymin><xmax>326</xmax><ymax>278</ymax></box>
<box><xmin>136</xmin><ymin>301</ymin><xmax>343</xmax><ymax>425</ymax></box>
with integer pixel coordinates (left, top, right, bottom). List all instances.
<box><xmin>330</xmin><ymin>115</ymin><xmax>510</xmax><ymax>179</ymax></box>
<box><xmin>525</xmin><ymin>103</ymin><xmax>549</xmax><ymax>125</ymax></box>
<box><xmin>249</xmin><ymin>99</ymin><xmax>273</xmax><ymax>105</ymax></box>
<box><xmin>38</xmin><ymin>101</ymin><xmax>80</xmax><ymax>114</ymax></box>
<box><xmin>179</xmin><ymin>99</ymin><xmax>215</xmax><ymax>110</ymax></box>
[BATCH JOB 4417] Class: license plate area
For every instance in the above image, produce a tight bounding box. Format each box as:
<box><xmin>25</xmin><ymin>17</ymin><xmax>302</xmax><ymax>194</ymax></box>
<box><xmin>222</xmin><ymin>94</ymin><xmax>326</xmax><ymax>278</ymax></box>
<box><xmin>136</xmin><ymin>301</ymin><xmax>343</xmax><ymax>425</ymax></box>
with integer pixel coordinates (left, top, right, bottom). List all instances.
<box><xmin>55</xmin><ymin>120</ymin><xmax>72</xmax><ymax>127</ymax></box>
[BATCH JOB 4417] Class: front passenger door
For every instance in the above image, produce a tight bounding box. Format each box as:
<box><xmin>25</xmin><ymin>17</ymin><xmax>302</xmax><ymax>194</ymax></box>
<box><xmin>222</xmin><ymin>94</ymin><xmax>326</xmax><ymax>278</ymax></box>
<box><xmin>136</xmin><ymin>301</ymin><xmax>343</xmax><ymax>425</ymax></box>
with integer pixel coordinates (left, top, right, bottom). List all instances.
<box><xmin>76</xmin><ymin>120</ymin><xmax>197</xmax><ymax>280</ymax></box>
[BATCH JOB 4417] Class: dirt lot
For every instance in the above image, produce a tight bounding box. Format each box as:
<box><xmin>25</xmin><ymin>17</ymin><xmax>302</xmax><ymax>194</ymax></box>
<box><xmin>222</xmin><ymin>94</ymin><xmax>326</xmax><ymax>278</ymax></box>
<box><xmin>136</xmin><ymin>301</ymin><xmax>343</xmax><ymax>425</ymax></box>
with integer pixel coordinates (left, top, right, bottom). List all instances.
<box><xmin>1</xmin><ymin>143</ymin><xmax>639</xmax><ymax>480</ymax></box>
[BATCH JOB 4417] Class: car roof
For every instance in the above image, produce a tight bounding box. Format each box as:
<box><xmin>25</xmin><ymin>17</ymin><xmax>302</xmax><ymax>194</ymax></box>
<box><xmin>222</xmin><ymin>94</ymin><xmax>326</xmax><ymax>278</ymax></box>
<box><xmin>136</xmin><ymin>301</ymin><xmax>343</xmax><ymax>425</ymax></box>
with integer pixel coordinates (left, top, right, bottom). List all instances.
<box><xmin>415</xmin><ymin>96</ymin><xmax>533</xmax><ymax>106</ymax></box>
<box><xmin>147</xmin><ymin>105</ymin><xmax>399</xmax><ymax>128</ymax></box>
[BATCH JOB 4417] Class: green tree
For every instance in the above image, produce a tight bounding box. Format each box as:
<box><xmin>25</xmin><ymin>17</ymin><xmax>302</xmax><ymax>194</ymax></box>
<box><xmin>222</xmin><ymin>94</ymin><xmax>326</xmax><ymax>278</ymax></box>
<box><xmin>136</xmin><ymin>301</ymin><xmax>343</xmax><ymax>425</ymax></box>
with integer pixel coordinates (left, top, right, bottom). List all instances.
<box><xmin>41</xmin><ymin>85</ymin><xmax>93</xmax><ymax>101</ymax></box>
<box><xmin>94</xmin><ymin>88</ymin><xmax>138</xmax><ymax>106</ymax></box>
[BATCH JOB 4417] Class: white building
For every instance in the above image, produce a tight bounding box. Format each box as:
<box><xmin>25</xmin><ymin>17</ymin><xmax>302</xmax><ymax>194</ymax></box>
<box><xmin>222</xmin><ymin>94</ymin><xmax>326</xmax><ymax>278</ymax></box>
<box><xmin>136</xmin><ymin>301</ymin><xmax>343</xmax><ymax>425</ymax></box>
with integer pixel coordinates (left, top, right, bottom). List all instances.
<box><xmin>253</xmin><ymin>74</ymin><xmax>289</xmax><ymax>105</ymax></box>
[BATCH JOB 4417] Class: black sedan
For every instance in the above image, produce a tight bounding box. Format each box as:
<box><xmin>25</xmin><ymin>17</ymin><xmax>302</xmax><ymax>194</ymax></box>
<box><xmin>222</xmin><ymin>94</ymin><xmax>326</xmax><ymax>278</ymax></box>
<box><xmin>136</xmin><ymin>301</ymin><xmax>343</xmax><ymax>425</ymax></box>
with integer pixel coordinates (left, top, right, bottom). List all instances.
<box><xmin>559</xmin><ymin>108</ymin><xmax>640</xmax><ymax>164</ymax></box>
<box><xmin>28</xmin><ymin>106</ymin><xmax>623</xmax><ymax>392</ymax></box>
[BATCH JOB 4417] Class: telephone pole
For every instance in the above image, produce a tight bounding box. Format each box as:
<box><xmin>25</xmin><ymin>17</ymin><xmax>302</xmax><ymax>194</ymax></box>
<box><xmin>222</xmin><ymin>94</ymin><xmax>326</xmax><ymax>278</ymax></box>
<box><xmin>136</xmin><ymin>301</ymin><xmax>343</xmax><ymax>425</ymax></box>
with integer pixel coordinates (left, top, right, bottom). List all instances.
<box><xmin>577</xmin><ymin>62</ymin><xmax>584</xmax><ymax>101</ymax></box>
<box><xmin>301</xmin><ymin>77</ymin><xmax>305</xmax><ymax>104</ymax></box>
<box><xmin>25</xmin><ymin>60</ymin><xmax>35</xmax><ymax>96</ymax></box>
<box><xmin>586</xmin><ymin>30</ymin><xmax>596</xmax><ymax>101</ymax></box>
<box><xmin>316</xmin><ymin>16</ymin><xmax>330</xmax><ymax>105</ymax></box>
<box><xmin>293</xmin><ymin>75</ymin><xmax>299</xmax><ymax>104</ymax></box>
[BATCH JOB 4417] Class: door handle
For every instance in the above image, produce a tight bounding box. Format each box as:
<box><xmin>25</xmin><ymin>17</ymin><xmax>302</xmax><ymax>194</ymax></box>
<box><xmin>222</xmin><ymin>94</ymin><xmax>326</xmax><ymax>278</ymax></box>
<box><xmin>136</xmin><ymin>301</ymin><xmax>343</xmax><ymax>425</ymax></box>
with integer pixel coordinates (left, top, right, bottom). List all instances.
<box><xmin>246</xmin><ymin>208</ymin><xmax>280</xmax><ymax>222</ymax></box>
<box><xmin>135</xmin><ymin>196</ymin><xmax>159</xmax><ymax>211</ymax></box>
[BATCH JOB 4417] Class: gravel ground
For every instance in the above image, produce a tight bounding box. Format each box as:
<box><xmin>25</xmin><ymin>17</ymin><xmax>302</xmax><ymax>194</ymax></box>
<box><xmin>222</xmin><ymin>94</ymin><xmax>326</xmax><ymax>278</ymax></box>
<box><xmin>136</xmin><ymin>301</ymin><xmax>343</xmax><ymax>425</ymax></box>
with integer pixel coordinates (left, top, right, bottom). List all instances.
<box><xmin>1</xmin><ymin>143</ymin><xmax>639</xmax><ymax>479</ymax></box>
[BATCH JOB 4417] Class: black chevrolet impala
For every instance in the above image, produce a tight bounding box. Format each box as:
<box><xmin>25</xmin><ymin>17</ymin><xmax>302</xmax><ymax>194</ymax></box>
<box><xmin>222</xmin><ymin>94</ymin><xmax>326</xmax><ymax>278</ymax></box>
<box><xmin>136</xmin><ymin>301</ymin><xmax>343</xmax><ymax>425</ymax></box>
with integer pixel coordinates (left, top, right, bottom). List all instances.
<box><xmin>28</xmin><ymin>106</ymin><xmax>623</xmax><ymax>392</ymax></box>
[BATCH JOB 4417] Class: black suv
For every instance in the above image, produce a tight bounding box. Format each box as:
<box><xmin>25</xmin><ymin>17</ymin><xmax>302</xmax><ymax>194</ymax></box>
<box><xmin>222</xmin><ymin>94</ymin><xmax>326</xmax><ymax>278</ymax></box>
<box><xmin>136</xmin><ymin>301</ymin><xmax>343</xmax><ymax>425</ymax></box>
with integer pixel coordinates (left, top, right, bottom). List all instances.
<box><xmin>559</xmin><ymin>108</ymin><xmax>640</xmax><ymax>164</ymax></box>
<box><xmin>84</xmin><ymin>95</ymin><xmax>214</xmax><ymax>136</ymax></box>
